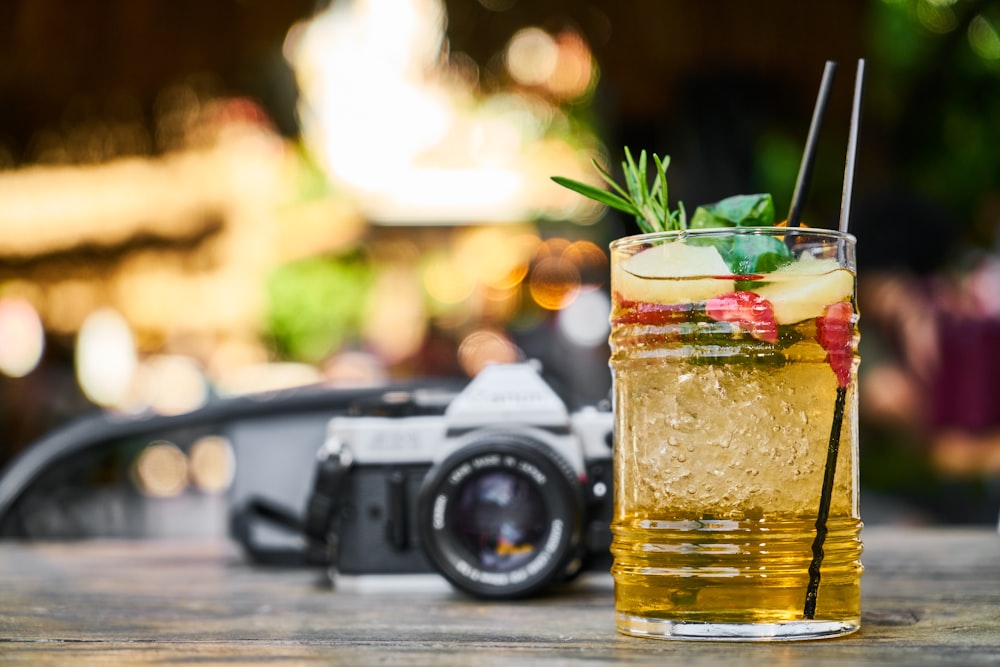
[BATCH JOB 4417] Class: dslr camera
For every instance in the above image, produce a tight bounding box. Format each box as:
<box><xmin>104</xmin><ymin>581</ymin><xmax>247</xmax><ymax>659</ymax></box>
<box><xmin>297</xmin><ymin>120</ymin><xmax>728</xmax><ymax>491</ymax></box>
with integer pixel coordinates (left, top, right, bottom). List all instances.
<box><xmin>302</xmin><ymin>362</ymin><xmax>614</xmax><ymax>599</ymax></box>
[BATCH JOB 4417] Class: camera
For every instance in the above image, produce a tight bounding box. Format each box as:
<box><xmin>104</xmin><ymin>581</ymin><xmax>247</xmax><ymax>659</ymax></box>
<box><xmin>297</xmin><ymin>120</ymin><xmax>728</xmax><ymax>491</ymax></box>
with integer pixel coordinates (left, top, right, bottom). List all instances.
<box><xmin>302</xmin><ymin>362</ymin><xmax>614</xmax><ymax>599</ymax></box>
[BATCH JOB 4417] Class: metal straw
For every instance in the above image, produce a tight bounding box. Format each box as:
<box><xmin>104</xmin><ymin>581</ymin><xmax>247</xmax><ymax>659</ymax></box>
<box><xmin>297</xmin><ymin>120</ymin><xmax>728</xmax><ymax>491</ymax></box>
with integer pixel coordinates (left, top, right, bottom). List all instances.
<box><xmin>839</xmin><ymin>59</ymin><xmax>866</xmax><ymax>234</ymax></box>
<box><xmin>787</xmin><ymin>60</ymin><xmax>838</xmax><ymax>229</ymax></box>
<box><xmin>803</xmin><ymin>58</ymin><xmax>866</xmax><ymax>620</ymax></box>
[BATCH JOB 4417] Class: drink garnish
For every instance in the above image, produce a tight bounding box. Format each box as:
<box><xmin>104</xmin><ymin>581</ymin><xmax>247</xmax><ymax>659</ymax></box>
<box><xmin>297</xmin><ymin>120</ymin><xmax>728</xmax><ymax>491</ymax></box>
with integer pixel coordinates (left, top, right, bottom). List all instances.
<box><xmin>612</xmin><ymin>300</ymin><xmax>685</xmax><ymax>327</ymax></box>
<box><xmin>689</xmin><ymin>192</ymin><xmax>776</xmax><ymax>229</ymax></box>
<box><xmin>816</xmin><ymin>301</ymin><xmax>855</xmax><ymax>388</ymax></box>
<box><xmin>551</xmin><ymin>147</ymin><xmax>685</xmax><ymax>234</ymax></box>
<box><xmin>754</xmin><ymin>260</ymin><xmax>854</xmax><ymax>325</ymax></box>
<box><xmin>614</xmin><ymin>240</ymin><xmax>734</xmax><ymax>305</ymax></box>
<box><xmin>688</xmin><ymin>194</ymin><xmax>795</xmax><ymax>279</ymax></box>
<box><xmin>552</xmin><ymin>151</ymin><xmax>792</xmax><ymax>277</ymax></box>
<box><xmin>705</xmin><ymin>291</ymin><xmax>779</xmax><ymax>344</ymax></box>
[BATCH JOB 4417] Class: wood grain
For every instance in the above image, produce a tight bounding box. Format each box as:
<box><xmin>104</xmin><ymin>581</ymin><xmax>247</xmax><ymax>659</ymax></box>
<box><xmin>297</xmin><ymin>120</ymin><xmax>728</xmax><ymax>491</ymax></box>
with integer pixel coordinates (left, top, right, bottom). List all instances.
<box><xmin>1</xmin><ymin>527</ymin><xmax>998</xmax><ymax>665</ymax></box>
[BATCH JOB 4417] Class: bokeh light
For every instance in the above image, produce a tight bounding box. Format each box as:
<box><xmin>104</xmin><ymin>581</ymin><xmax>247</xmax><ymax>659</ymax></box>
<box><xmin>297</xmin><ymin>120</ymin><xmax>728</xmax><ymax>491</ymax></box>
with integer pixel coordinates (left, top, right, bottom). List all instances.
<box><xmin>506</xmin><ymin>27</ymin><xmax>596</xmax><ymax>101</ymax></box>
<box><xmin>0</xmin><ymin>297</ymin><xmax>45</xmax><ymax>378</ymax></box>
<box><xmin>969</xmin><ymin>13</ymin><xmax>1000</xmax><ymax>61</ymax></box>
<box><xmin>528</xmin><ymin>255</ymin><xmax>581</xmax><ymax>310</ymax></box>
<box><xmin>422</xmin><ymin>250</ymin><xmax>476</xmax><ymax>306</ymax></box>
<box><xmin>132</xmin><ymin>441</ymin><xmax>189</xmax><ymax>498</ymax></box>
<box><xmin>507</xmin><ymin>28</ymin><xmax>559</xmax><ymax>87</ymax></box>
<box><xmin>189</xmin><ymin>436</ymin><xmax>236</xmax><ymax>494</ymax></box>
<box><xmin>136</xmin><ymin>355</ymin><xmax>209</xmax><ymax>416</ymax></box>
<box><xmin>362</xmin><ymin>265</ymin><xmax>428</xmax><ymax>363</ymax></box>
<box><xmin>557</xmin><ymin>289</ymin><xmax>611</xmax><ymax>348</ymax></box>
<box><xmin>214</xmin><ymin>362</ymin><xmax>323</xmax><ymax>397</ymax></box>
<box><xmin>458</xmin><ymin>328</ymin><xmax>520</xmax><ymax>376</ymax></box>
<box><xmin>75</xmin><ymin>307</ymin><xmax>138</xmax><ymax>409</ymax></box>
<box><xmin>545</xmin><ymin>30</ymin><xmax>597</xmax><ymax>100</ymax></box>
<box><xmin>453</xmin><ymin>226</ymin><xmax>537</xmax><ymax>289</ymax></box>
<box><xmin>284</xmin><ymin>0</ymin><xmax>599</xmax><ymax>224</ymax></box>
<box><xmin>323</xmin><ymin>350</ymin><xmax>388</xmax><ymax>387</ymax></box>
<box><xmin>563</xmin><ymin>240</ymin><xmax>609</xmax><ymax>289</ymax></box>
<box><xmin>917</xmin><ymin>0</ymin><xmax>959</xmax><ymax>34</ymax></box>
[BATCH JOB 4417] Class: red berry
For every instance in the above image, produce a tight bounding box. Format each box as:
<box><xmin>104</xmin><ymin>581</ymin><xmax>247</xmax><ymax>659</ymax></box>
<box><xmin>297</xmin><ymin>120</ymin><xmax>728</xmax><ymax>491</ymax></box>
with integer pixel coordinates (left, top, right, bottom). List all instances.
<box><xmin>612</xmin><ymin>297</ymin><xmax>686</xmax><ymax>326</ymax></box>
<box><xmin>816</xmin><ymin>301</ymin><xmax>855</xmax><ymax>387</ymax></box>
<box><xmin>705</xmin><ymin>291</ymin><xmax>778</xmax><ymax>343</ymax></box>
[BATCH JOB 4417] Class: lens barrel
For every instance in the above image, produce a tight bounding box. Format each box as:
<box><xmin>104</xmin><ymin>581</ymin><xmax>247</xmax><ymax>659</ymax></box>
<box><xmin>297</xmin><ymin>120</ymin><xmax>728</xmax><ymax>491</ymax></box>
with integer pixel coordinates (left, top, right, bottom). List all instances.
<box><xmin>416</xmin><ymin>435</ymin><xmax>584</xmax><ymax>598</ymax></box>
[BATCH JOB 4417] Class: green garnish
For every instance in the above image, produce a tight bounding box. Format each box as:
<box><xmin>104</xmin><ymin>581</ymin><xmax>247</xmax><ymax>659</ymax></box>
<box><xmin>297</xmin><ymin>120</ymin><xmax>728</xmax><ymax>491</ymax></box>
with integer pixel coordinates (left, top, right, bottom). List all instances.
<box><xmin>552</xmin><ymin>148</ymin><xmax>793</xmax><ymax>276</ymax></box>
<box><xmin>551</xmin><ymin>147</ymin><xmax>686</xmax><ymax>233</ymax></box>
<box><xmin>688</xmin><ymin>194</ymin><xmax>792</xmax><ymax>279</ymax></box>
<box><xmin>689</xmin><ymin>193</ymin><xmax>776</xmax><ymax>229</ymax></box>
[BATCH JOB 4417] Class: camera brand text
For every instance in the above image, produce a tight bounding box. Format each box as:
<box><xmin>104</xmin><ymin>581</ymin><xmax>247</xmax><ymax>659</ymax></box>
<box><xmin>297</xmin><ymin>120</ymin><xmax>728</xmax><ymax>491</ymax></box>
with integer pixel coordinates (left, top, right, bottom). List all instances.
<box><xmin>446</xmin><ymin>455</ymin><xmax>548</xmax><ymax>487</ymax></box>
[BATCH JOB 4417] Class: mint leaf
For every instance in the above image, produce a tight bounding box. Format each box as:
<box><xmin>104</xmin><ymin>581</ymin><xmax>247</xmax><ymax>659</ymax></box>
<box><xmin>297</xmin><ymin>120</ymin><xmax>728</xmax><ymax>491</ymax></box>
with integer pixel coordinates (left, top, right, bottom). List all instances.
<box><xmin>689</xmin><ymin>194</ymin><xmax>776</xmax><ymax>229</ymax></box>
<box><xmin>684</xmin><ymin>193</ymin><xmax>787</xmax><ymax>279</ymax></box>
<box><xmin>727</xmin><ymin>235</ymin><xmax>793</xmax><ymax>274</ymax></box>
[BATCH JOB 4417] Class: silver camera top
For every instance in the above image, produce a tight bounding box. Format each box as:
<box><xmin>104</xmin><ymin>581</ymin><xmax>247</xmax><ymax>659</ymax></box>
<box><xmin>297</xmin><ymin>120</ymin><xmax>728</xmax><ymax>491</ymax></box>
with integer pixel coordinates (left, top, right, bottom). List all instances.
<box><xmin>321</xmin><ymin>362</ymin><xmax>612</xmax><ymax>477</ymax></box>
<box><xmin>444</xmin><ymin>359</ymin><xmax>566</xmax><ymax>430</ymax></box>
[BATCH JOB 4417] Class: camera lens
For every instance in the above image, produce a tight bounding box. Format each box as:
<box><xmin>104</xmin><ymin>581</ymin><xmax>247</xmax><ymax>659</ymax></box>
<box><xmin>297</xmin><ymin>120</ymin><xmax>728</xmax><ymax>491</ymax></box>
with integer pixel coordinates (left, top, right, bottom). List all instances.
<box><xmin>452</xmin><ymin>470</ymin><xmax>547</xmax><ymax>572</ymax></box>
<box><xmin>417</xmin><ymin>435</ymin><xmax>584</xmax><ymax>599</ymax></box>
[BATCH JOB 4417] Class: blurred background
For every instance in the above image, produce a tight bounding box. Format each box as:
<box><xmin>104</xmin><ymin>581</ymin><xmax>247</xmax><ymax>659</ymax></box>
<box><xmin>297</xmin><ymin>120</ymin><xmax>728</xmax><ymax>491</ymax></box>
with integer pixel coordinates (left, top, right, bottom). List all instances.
<box><xmin>0</xmin><ymin>0</ymin><xmax>999</xmax><ymax>537</ymax></box>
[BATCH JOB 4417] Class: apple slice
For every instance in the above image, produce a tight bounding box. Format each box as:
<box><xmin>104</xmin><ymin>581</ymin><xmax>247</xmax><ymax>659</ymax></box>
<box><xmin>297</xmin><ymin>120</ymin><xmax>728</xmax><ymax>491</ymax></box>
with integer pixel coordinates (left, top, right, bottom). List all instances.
<box><xmin>755</xmin><ymin>257</ymin><xmax>854</xmax><ymax>324</ymax></box>
<box><xmin>613</xmin><ymin>241</ymin><xmax>734</xmax><ymax>305</ymax></box>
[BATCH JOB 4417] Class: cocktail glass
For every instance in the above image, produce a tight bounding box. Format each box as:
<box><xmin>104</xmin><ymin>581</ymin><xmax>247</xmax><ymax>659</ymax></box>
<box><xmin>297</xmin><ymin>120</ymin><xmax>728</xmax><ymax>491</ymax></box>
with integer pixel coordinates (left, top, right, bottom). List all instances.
<box><xmin>609</xmin><ymin>226</ymin><xmax>862</xmax><ymax>641</ymax></box>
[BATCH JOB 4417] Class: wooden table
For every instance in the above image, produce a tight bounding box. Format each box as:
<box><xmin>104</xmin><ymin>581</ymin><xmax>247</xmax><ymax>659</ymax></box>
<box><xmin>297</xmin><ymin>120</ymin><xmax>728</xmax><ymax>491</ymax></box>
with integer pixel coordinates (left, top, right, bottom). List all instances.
<box><xmin>1</xmin><ymin>527</ymin><xmax>999</xmax><ymax>665</ymax></box>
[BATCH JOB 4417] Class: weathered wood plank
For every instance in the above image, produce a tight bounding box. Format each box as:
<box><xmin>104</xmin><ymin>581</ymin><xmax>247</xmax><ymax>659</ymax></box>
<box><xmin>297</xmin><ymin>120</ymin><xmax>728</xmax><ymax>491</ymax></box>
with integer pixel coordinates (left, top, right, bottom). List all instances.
<box><xmin>1</xmin><ymin>527</ymin><xmax>998</xmax><ymax>665</ymax></box>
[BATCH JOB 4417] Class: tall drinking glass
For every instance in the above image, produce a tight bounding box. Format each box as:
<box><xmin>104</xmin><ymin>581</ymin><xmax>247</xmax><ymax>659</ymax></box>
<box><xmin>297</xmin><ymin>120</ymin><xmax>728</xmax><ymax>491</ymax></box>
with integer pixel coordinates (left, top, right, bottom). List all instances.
<box><xmin>609</xmin><ymin>227</ymin><xmax>862</xmax><ymax>641</ymax></box>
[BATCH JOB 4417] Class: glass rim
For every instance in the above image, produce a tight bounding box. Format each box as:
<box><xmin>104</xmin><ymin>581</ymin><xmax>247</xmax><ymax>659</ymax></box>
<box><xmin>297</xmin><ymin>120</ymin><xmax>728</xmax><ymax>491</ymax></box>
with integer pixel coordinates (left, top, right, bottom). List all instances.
<box><xmin>609</xmin><ymin>226</ymin><xmax>856</xmax><ymax>250</ymax></box>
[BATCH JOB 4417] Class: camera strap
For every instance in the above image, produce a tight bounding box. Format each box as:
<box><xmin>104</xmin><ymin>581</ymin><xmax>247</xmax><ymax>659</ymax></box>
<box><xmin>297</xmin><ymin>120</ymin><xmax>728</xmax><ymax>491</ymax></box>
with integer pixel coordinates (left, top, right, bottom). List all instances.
<box><xmin>231</xmin><ymin>442</ymin><xmax>352</xmax><ymax>568</ymax></box>
<box><xmin>302</xmin><ymin>441</ymin><xmax>352</xmax><ymax>561</ymax></box>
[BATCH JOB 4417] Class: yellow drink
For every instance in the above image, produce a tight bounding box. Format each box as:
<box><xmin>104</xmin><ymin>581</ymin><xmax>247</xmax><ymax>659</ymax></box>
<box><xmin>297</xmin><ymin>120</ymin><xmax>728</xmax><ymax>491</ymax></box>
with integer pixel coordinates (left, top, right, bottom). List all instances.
<box><xmin>609</xmin><ymin>228</ymin><xmax>862</xmax><ymax>641</ymax></box>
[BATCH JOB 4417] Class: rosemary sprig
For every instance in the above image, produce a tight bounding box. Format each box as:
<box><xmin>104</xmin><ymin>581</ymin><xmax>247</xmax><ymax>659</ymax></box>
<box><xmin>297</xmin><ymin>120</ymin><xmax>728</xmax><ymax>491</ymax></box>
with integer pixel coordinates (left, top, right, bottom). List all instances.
<box><xmin>551</xmin><ymin>147</ymin><xmax>687</xmax><ymax>233</ymax></box>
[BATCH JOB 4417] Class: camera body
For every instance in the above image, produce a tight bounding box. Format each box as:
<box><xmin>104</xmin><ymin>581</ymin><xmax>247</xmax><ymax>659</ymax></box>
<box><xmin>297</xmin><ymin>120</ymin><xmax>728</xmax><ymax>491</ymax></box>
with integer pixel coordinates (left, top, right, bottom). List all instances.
<box><xmin>306</xmin><ymin>362</ymin><xmax>613</xmax><ymax>598</ymax></box>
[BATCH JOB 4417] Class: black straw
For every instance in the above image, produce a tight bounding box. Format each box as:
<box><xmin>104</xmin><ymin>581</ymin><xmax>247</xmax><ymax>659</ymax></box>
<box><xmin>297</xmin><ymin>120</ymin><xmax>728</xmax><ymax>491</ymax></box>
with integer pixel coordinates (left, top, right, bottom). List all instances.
<box><xmin>803</xmin><ymin>386</ymin><xmax>847</xmax><ymax>619</ymax></box>
<box><xmin>787</xmin><ymin>61</ymin><xmax>838</xmax><ymax>229</ymax></box>
<box><xmin>839</xmin><ymin>59</ymin><xmax>866</xmax><ymax>234</ymax></box>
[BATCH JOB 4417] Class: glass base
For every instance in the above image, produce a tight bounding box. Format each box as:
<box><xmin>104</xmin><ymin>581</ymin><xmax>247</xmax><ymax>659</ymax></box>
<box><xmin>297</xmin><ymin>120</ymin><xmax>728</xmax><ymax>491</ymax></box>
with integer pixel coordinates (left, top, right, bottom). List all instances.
<box><xmin>617</xmin><ymin>613</ymin><xmax>860</xmax><ymax>642</ymax></box>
